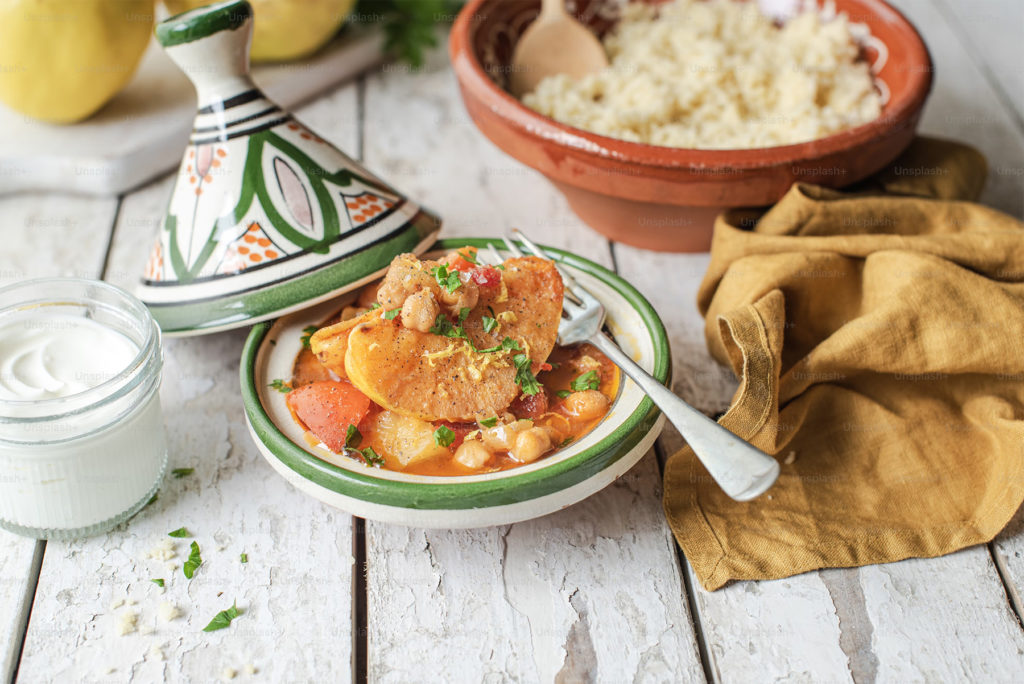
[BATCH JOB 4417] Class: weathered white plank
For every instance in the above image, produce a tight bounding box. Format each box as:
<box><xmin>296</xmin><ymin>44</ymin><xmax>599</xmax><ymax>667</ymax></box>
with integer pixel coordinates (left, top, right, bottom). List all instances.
<box><xmin>889</xmin><ymin>0</ymin><xmax>1024</xmax><ymax>219</ymax></box>
<box><xmin>15</xmin><ymin>86</ymin><xmax>363</xmax><ymax>683</ymax></box>
<box><xmin>362</xmin><ymin>42</ymin><xmax>705</xmax><ymax>683</ymax></box>
<box><xmin>0</xmin><ymin>192</ymin><xmax>118</xmax><ymax>683</ymax></box>
<box><xmin>932</xmin><ymin>0</ymin><xmax>1024</xmax><ymax>121</ymax></box>
<box><xmin>857</xmin><ymin>551</ymin><xmax>1024</xmax><ymax>682</ymax></box>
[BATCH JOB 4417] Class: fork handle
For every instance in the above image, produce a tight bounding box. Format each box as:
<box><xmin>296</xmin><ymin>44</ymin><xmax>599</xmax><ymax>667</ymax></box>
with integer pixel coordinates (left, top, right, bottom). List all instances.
<box><xmin>588</xmin><ymin>333</ymin><xmax>779</xmax><ymax>502</ymax></box>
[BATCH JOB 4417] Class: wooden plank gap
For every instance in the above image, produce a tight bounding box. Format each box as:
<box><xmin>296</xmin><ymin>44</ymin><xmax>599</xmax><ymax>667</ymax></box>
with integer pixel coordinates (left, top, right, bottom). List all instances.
<box><xmin>988</xmin><ymin>541</ymin><xmax>1024</xmax><ymax>631</ymax></box>
<box><xmin>97</xmin><ymin>197</ymin><xmax>124</xmax><ymax>281</ymax></box>
<box><xmin>653</xmin><ymin>439</ymin><xmax>717</xmax><ymax>684</ymax></box>
<box><xmin>8</xmin><ymin>540</ymin><xmax>44</xmax><ymax>684</ymax></box>
<box><xmin>352</xmin><ymin>516</ymin><xmax>368</xmax><ymax>684</ymax></box>
<box><xmin>931</xmin><ymin>0</ymin><xmax>1024</xmax><ymax>136</ymax></box>
<box><xmin>356</xmin><ymin>76</ymin><xmax>367</xmax><ymax>162</ymax></box>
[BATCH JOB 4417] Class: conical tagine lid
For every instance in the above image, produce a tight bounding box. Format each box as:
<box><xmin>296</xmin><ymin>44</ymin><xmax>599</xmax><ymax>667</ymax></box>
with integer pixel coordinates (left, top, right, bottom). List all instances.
<box><xmin>139</xmin><ymin>0</ymin><xmax>440</xmax><ymax>336</ymax></box>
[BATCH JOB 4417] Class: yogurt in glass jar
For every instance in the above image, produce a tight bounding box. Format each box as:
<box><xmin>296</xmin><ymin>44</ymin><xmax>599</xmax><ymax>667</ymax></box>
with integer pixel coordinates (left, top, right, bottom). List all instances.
<box><xmin>0</xmin><ymin>278</ymin><xmax>167</xmax><ymax>539</ymax></box>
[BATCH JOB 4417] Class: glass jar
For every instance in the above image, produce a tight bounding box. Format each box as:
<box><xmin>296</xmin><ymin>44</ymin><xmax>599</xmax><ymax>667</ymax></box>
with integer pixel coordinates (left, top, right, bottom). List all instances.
<box><xmin>0</xmin><ymin>278</ymin><xmax>167</xmax><ymax>539</ymax></box>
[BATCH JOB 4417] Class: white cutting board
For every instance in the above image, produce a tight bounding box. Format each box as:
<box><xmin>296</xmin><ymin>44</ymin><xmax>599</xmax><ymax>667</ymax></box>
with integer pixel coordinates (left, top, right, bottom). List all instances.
<box><xmin>0</xmin><ymin>27</ymin><xmax>385</xmax><ymax>196</ymax></box>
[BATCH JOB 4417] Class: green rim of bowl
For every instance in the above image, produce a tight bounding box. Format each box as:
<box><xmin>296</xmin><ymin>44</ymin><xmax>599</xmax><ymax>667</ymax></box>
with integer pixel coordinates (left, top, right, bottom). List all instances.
<box><xmin>156</xmin><ymin>0</ymin><xmax>253</xmax><ymax>48</ymax></box>
<box><xmin>240</xmin><ymin>238</ymin><xmax>671</xmax><ymax>510</ymax></box>
<box><xmin>148</xmin><ymin>210</ymin><xmax>439</xmax><ymax>335</ymax></box>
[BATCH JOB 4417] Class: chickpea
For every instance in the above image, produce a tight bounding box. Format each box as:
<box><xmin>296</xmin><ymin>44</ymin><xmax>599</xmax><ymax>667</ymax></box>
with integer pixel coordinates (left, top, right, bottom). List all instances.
<box><xmin>400</xmin><ymin>289</ymin><xmax>440</xmax><ymax>333</ymax></box>
<box><xmin>454</xmin><ymin>440</ymin><xmax>493</xmax><ymax>469</ymax></box>
<box><xmin>565</xmin><ymin>390</ymin><xmax>610</xmax><ymax>420</ymax></box>
<box><xmin>539</xmin><ymin>424</ymin><xmax>564</xmax><ymax>446</ymax></box>
<box><xmin>510</xmin><ymin>427</ymin><xmax>552</xmax><ymax>464</ymax></box>
<box><xmin>376</xmin><ymin>254</ymin><xmax>434</xmax><ymax>309</ymax></box>
<box><xmin>438</xmin><ymin>277</ymin><xmax>479</xmax><ymax>313</ymax></box>
<box><xmin>481</xmin><ymin>419</ymin><xmax>532</xmax><ymax>452</ymax></box>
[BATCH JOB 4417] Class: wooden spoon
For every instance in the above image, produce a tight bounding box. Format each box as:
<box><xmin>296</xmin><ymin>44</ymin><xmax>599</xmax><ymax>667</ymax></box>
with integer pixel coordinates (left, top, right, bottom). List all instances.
<box><xmin>509</xmin><ymin>0</ymin><xmax>609</xmax><ymax>98</ymax></box>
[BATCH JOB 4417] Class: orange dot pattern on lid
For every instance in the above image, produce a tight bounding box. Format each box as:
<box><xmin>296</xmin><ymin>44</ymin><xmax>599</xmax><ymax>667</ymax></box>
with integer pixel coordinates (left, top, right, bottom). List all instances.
<box><xmin>185</xmin><ymin>144</ymin><xmax>228</xmax><ymax>198</ymax></box>
<box><xmin>215</xmin><ymin>221</ymin><xmax>285</xmax><ymax>275</ymax></box>
<box><xmin>343</xmin><ymin>192</ymin><xmax>395</xmax><ymax>227</ymax></box>
<box><xmin>144</xmin><ymin>240</ymin><xmax>164</xmax><ymax>281</ymax></box>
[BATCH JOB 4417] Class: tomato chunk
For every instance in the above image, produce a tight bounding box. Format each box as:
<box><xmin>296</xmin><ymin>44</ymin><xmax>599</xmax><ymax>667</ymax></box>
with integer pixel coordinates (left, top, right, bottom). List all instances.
<box><xmin>445</xmin><ymin>248</ymin><xmax>478</xmax><ymax>273</ymax></box>
<box><xmin>469</xmin><ymin>266</ymin><xmax>502</xmax><ymax>288</ymax></box>
<box><xmin>286</xmin><ymin>381</ymin><xmax>371</xmax><ymax>452</ymax></box>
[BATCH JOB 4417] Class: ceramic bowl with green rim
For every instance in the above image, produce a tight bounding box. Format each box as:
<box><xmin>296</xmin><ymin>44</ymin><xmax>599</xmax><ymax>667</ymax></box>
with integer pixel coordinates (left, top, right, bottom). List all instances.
<box><xmin>240</xmin><ymin>239</ymin><xmax>670</xmax><ymax>528</ymax></box>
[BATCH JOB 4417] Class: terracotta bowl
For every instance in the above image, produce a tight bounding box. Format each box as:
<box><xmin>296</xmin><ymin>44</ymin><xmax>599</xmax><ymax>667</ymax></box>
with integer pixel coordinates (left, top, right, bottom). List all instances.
<box><xmin>449</xmin><ymin>0</ymin><xmax>933</xmax><ymax>252</ymax></box>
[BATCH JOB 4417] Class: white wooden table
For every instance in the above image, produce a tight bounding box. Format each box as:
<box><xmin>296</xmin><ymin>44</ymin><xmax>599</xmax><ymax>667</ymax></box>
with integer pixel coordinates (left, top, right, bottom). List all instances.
<box><xmin>2</xmin><ymin>1</ymin><xmax>1023</xmax><ymax>681</ymax></box>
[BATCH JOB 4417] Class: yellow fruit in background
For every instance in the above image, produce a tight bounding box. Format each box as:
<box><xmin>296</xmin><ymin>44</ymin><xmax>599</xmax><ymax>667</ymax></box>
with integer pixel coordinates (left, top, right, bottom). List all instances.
<box><xmin>163</xmin><ymin>0</ymin><xmax>356</xmax><ymax>63</ymax></box>
<box><xmin>0</xmin><ymin>0</ymin><xmax>154</xmax><ymax>124</ymax></box>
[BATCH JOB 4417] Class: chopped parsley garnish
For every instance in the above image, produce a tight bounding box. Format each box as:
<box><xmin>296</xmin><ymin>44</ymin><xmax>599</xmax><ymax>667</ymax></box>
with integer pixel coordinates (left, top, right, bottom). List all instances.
<box><xmin>202</xmin><ymin>602</ymin><xmax>239</xmax><ymax>632</ymax></box>
<box><xmin>559</xmin><ymin>437</ymin><xmax>574</xmax><ymax>448</ymax></box>
<box><xmin>481</xmin><ymin>316</ymin><xmax>498</xmax><ymax>333</ymax></box>
<box><xmin>171</xmin><ymin>468</ymin><xmax>194</xmax><ymax>479</ymax></box>
<box><xmin>433</xmin><ymin>425</ymin><xmax>456</xmax><ymax>447</ymax></box>
<box><xmin>458</xmin><ymin>307</ymin><xmax>471</xmax><ymax>323</ymax></box>
<box><xmin>183</xmin><ymin>541</ymin><xmax>202</xmax><ymax>579</ymax></box>
<box><xmin>150</xmin><ymin>578</ymin><xmax>165</xmax><ymax>588</ymax></box>
<box><xmin>459</xmin><ymin>249</ymin><xmax>478</xmax><ymax>264</ymax></box>
<box><xmin>430</xmin><ymin>264</ymin><xmax>462</xmax><ymax>293</ymax></box>
<box><xmin>476</xmin><ymin>337</ymin><xmax>520</xmax><ymax>354</ymax></box>
<box><xmin>300</xmin><ymin>325</ymin><xmax>318</xmax><ymax>349</ymax></box>
<box><xmin>556</xmin><ymin>390</ymin><xmax>572</xmax><ymax>399</ymax></box>
<box><xmin>168</xmin><ymin>527</ymin><xmax>189</xmax><ymax>538</ymax></box>
<box><xmin>369</xmin><ymin>302</ymin><xmax>381</xmax><ymax>310</ymax></box>
<box><xmin>384</xmin><ymin>307</ymin><xmax>401</xmax><ymax>320</ymax></box>
<box><xmin>495</xmin><ymin>264</ymin><xmax>506</xmax><ymax>271</ymax></box>
<box><xmin>513</xmin><ymin>354</ymin><xmax>542</xmax><ymax>395</ymax></box>
<box><xmin>240</xmin><ymin>553</ymin><xmax>248</xmax><ymax>563</ymax></box>
<box><xmin>360</xmin><ymin>447</ymin><xmax>385</xmax><ymax>467</ymax></box>
<box><xmin>570</xmin><ymin>370</ymin><xmax>601</xmax><ymax>392</ymax></box>
<box><xmin>268</xmin><ymin>379</ymin><xmax>291</xmax><ymax>393</ymax></box>
<box><xmin>479</xmin><ymin>416</ymin><xmax>498</xmax><ymax>428</ymax></box>
<box><xmin>345</xmin><ymin>424</ymin><xmax>362</xmax><ymax>449</ymax></box>
<box><xmin>428</xmin><ymin>313</ymin><xmax>463</xmax><ymax>339</ymax></box>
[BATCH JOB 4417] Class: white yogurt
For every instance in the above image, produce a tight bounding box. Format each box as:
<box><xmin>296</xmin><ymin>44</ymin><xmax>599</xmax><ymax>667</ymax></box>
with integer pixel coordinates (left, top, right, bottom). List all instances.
<box><xmin>0</xmin><ymin>280</ymin><xmax>167</xmax><ymax>539</ymax></box>
<box><xmin>0</xmin><ymin>314</ymin><xmax>138</xmax><ymax>401</ymax></box>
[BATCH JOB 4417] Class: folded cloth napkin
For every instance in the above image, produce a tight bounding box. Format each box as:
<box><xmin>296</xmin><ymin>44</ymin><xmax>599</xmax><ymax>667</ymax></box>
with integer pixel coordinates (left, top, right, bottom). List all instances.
<box><xmin>665</xmin><ymin>137</ymin><xmax>1024</xmax><ymax>591</ymax></box>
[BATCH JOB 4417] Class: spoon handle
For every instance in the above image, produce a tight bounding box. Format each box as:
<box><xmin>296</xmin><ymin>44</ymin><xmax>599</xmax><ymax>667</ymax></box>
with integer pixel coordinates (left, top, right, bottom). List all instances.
<box><xmin>588</xmin><ymin>332</ymin><xmax>780</xmax><ymax>501</ymax></box>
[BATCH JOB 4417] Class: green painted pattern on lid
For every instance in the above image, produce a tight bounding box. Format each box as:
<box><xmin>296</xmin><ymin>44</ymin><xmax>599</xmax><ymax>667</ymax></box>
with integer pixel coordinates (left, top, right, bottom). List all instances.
<box><xmin>156</xmin><ymin>0</ymin><xmax>253</xmax><ymax>47</ymax></box>
<box><xmin>149</xmin><ymin>210</ymin><xmax>440</xmax><ymax>335</ymax></box>
<box><xmin>240</xmin><ymin>238</ymin><xmax>672</xmax><ymax>510</ymax></box>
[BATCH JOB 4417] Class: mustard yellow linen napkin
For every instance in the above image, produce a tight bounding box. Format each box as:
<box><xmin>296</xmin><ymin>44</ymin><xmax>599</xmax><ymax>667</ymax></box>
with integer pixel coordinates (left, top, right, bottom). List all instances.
<box><xmin>665</xmin><ymin>137</ymin><xmax>1024</xmax><ymax>591</ymax></box>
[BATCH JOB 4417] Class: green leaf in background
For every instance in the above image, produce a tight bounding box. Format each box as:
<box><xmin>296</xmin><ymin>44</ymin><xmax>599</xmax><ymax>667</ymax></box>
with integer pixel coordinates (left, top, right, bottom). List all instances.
<box><xmin>355</xmin><ymin>0</ymin><xmax>466</xmax><ymax>67</ymax></box>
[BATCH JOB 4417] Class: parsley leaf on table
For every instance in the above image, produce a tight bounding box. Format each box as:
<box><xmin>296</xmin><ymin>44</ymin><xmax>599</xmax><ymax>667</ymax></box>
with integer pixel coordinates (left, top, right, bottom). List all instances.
<box><xmin>202</xmin><ymin>602</ymin><xmax>240</xmax><ymax>632</ymax></box>
<box><xmin>183</xmin><ymin>541</ymin><xmax>203</xmax><ymax>580</ymax></box>
<box><xmin>168</xmin><ymin>527</ymin><xmax>190</xmax><ymax>538</ymax></box>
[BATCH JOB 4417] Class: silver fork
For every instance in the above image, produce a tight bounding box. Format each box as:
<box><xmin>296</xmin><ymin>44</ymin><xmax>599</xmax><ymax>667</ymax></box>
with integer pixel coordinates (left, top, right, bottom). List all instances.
<box><xmin>490</xmin><ymin>229</ymin><xmax>779</xmax><ymax>502</ymax></box>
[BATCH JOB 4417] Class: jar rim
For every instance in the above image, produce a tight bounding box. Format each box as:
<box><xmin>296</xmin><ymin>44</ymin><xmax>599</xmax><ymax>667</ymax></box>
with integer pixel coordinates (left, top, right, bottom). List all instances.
<box><xmin>0</xmin><ymin>277</ymin><xmax>161</xmax><ymax>419</ymax></box>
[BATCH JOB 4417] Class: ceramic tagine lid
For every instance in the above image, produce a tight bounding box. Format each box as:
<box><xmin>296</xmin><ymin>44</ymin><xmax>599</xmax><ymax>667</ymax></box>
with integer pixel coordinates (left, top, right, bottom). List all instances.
<box><xmin>138</xmin><ymin>0</ymin><xmax>441</xmax><ymax>336</ymax></box>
